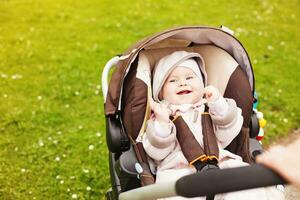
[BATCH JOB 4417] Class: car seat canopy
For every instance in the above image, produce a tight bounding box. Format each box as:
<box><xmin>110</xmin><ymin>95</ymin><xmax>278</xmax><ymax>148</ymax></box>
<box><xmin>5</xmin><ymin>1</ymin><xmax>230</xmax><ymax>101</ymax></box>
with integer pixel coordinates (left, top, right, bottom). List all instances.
<box><xmin>105</xmin><ymin>26</ymin><xmax>254</xmax><ymax>117</ymax></box>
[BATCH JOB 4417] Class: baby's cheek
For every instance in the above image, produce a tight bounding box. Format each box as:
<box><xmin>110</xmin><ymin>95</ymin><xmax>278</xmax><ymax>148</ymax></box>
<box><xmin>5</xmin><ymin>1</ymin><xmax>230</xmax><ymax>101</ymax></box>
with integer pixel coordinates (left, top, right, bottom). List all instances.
<box><xmin>163</xmin><ymin>94</ymin><xmax>179</xmax><ymax>105</ymax></box>
<box><xmin>195</xmin><ymin>90</ymin><xmax>205</xmax><ymax>99</ymax></box>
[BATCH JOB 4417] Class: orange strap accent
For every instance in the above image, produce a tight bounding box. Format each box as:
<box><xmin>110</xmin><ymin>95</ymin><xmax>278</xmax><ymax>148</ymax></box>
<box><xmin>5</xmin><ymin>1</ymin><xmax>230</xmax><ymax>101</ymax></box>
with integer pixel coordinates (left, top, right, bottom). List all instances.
<box><xmin>189</xmin><ymin>155</ymin><xmax>207</xmax><ymax>166</ymax></box>
<box><xmin>189</xmin><ymin>155</ymin><xmax>218</xmax><ymax>166</ymax></box>
<box><xmin>201</xmin><ymin>112</ymin><xmax>210</xmax><ymax>115</ymax></box>
<box><xmin>204</xmin><ymin>155</ymin><xmax>218</xmax><ymax>162</ymax></box>
<box><xmin>171</xmin><ymin>115</ymin><xmax>179</xmax><ymax>122</ymax></box>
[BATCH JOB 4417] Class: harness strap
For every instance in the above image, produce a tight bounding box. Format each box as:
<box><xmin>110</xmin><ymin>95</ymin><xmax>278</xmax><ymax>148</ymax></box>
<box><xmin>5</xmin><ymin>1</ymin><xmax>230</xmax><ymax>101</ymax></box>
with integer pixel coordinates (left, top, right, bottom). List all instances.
<box><xmin>173</xmin><ymin>116</ymin><xmax>207</xmax><ymax>165</ymax></box>
<box><xmin>202</xmin><ymin>112</ymin><xmax>219</xmax><ymax>163</ymax></box>
<box><xmin>173</xmin><ymin>107</ymin><xmax>219</xmax><ymax>167</ymax></box>
<box><xmin>134</xmin><ymin>142</ymin><xmax>155</xmax><ymax>186</ymax></box>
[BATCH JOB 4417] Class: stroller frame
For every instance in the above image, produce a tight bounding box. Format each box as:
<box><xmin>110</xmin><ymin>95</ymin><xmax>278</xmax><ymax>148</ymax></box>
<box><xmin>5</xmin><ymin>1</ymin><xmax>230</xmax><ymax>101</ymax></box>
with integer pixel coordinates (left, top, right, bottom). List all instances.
<box><xmin>102</xmin><ymin>26</ymin><xmax>265</xmax><ymax>200</ymax></box>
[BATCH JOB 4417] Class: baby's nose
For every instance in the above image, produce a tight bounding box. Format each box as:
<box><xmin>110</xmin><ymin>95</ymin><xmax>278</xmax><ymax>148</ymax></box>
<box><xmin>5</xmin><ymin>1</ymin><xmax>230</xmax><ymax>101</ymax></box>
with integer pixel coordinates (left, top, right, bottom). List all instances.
<box><xmin>179</xmin><ymin>79</ymin><xmax>187</xmax><ymax>86</ymax></box>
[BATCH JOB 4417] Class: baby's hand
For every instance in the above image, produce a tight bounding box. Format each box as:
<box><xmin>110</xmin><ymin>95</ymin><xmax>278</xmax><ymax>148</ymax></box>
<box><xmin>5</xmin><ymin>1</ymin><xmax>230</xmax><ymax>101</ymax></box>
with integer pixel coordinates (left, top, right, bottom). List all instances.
<box><xmin>203</xmin><ymin>86</ymin><xmax>220</xmax><ymax>103</ymax></box>
<box><xmin>149</xmin><ymin>98</ymin><xmax>171</xmax><ymax>124</ymax></box>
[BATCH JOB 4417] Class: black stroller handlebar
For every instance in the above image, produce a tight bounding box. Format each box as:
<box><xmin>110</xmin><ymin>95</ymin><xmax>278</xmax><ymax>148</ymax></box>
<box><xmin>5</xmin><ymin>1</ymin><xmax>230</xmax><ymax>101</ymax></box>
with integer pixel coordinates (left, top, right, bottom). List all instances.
<box><xmin>176</xmin><ymin>164</ymin><xmax>287</xmax><ymax>197</ymax></box>
<box><xmin>119</xmin><ymin>164</ymin><xmax>287</xmax><ymax>200</ymax></box>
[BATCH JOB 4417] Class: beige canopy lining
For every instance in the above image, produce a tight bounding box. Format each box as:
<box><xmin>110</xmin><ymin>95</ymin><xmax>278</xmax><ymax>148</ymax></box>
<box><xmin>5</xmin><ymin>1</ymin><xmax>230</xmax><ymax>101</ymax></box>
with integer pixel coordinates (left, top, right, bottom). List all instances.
<box><xmin>141</xmin><ymin>28</ymin><xmax>253</xmax><ymax>90</ymax></box>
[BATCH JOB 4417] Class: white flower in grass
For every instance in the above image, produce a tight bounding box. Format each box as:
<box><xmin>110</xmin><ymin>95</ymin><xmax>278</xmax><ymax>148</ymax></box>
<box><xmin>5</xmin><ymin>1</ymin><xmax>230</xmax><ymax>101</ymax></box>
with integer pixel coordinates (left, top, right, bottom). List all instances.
<box><xmin>55</xmin><ymin>156</ymin><xmax>60</xmax><ymax>162</ymax></box>
<box><xmin>78</xmin><ymin>125</ymin><xmax>83</xmax><ymax>130</ymax></box>
<box><xmin>56</xmin><ymin>175</ymin><xmax>61</xmax><ymax>179</ymax></box>
<box><xmin>1</xmin><ymin>74</ymin><xmax>8</xmax><ymax>78</ymax></box>
<box><xmin>11</xmin><ymin>74</ymin><xmax>22</xmax><ymax>80</ymax></box>
<box><xmin>60</xmin><ymin>180</ymin><xmax>64</xmax><ymax>184</ymax></box>
<box><xmin>95</xmin><ymin>90</ymin><xmax>99</xmax><ymax>95</ymax></box>
<box><xmin>88</xmin><ymin>144</ymin><xmax>94</xmax><ymax>150</ymax></box>
<box><xmin>72</xmin><ymin>194</ymin><xmax>78</xmax><ymax>199</ymax></box>
<box><xmin>96</xmin><ymin>132</ymin><xmax>101</xmax><ymax>137</ymax></box>
<box><xmin>280</xmin><ymin>41</ymin><xmax>285</xmax><ymax>46</ymax></box>
<box><xmin>53</xmin><ymin>140</ymin><xmax>58</xmax><ymax>144</ymax></box>
<box><xmin>62</xmin><ymin>154</ymin><xmax>66</xmax><ymax>158</ymax></box>
<box><xmin>70</xmin><ymin>176</ymin><xmax>76</xmax><ymax>180</ymax></box>
<box><xmin>283</xmin><ymin>118</ymin><xmax>288</xmax><ymax>123</ymax></box>
<box><xmin>65</xmin><ymin>104</ymin><xmax>70</xmax><ymax>108</ymax></box>
<box><xmin>96</xmin><ymin>85</ymin><xmax>101</xmax><ymax>89</ymax></box>
<box><xmin>48</xmin><ymin>136</ymin><xmax>52</xmax><ymax>141</ymax></box>
<box><xmin>29</xmin><ymin>191</ymin><xmax>32</xmax><ymax>194</ymax></box>
<box><xmin>38</xmin><ymin>139</ymin><xmax>44</xmax><ymax>147</ymax></box>
<box><xmin>37</xmin><ymin>96</ymin><xmax>43</xmax><ymax>101</ymax></box>
<box><xmin>83</xmin><ymin>169</ymin><xmax>89</xmax><ymax>173</ymax></box>
<box><xmin>3</xmin><ymin>94</ymin><xmax>8</xmax><ymax>98</ymax></box>
<box><xmin>14</xmin><ymin>147</ymin><xmax>18</xmax><ymax>151</ymax></box>
<box><xmin>67</xmin><ymin>188</ymin><xmax>70</xmax><ymax>192</ymax></box>
<box><xmin>57</xmin><ymin>131</ymin><xmax>62</xmax><ymax>135</ymax></box>
<box><xmin>86</xmin><ymin>186</ymin><xmax>91</xmax><ymax>191</ymax></box>
<box><xmin>75</xmin><ymin>91</ymin><xmax>80</xmax><ymax>96</ymax></box>
<box><xmin>267</xmin><ymin>45</ymin><xmax>273</xmax><ymax>50</ymax></box>
<box><xmin>21</xmin><ymin>168</ymin><xmax>26</xmax><ymax>173</ymax></box>
<box><xmin>253</xmin><ymin>59</ymin><xmax>258</xmax><ymax>64</ymax></box>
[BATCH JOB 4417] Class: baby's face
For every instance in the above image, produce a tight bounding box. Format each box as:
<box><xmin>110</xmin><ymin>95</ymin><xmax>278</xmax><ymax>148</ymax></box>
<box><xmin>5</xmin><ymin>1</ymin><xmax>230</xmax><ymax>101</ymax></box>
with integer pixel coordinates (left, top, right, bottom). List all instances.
<box><xmin>161</xmin><ymin>66</ymin><xmax>204</xmax><ymax>105</ymax></box>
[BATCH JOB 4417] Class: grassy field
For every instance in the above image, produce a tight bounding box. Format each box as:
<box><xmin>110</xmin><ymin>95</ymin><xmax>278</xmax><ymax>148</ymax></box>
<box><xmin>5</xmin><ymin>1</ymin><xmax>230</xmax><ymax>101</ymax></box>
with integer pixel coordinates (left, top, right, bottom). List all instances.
<box><xmin>0</xmin><ymin>0</ymin><xmax>299</xmax><ymax>199</ymax></box>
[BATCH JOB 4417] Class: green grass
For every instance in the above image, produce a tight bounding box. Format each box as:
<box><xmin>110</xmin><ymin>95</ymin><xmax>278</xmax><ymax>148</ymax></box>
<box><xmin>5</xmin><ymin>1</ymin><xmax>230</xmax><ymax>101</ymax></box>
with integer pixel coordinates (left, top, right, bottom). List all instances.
<box><xmin>0</xmin><ymin>0</ymin><xmax>299</xmax><ymax>199</ymax></box>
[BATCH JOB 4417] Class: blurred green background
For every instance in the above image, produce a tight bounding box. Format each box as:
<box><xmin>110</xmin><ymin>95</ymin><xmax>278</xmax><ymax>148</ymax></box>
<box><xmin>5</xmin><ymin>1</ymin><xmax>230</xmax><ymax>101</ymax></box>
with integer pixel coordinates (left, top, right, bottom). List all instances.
<box><xmin>0</xmin><ymin>0</ymin><xmax>299</xmax><ymax>199</ymax></box>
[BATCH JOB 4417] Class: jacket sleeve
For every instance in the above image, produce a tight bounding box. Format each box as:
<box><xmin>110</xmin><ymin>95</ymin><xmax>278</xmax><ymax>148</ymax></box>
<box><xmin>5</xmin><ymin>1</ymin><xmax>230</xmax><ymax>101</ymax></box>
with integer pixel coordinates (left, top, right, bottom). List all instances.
<box><xmin>210</xmin><ymin>98</ymin><xmax>243</xmax><ymax>148</ymax></box>
<box><xmin>142</xmin><ymin>119</ymin><xmax>177</xmax><ymax>161</ymax></box>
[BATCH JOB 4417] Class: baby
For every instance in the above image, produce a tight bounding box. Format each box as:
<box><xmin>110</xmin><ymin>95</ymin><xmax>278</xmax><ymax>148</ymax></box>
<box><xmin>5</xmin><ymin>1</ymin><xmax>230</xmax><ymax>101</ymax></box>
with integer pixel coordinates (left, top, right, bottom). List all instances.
<box><xmin>142</xmin><ymin>51</ymin><xmax>284</xmax><ymax>200</ymax></box>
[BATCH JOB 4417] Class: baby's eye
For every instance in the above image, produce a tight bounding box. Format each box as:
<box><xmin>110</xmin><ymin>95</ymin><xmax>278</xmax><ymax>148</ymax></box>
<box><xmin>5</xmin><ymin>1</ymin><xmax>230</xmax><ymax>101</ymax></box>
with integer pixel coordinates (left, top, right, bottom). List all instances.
<box><xmin>186</xmin><ymin>76</ymin><xmax>194</xmax><ymax>80</ymax></box>
<box><xmin>169</xmin><ymin>79</ymin><xmax>177</xmax><ymax>83</ymax></box>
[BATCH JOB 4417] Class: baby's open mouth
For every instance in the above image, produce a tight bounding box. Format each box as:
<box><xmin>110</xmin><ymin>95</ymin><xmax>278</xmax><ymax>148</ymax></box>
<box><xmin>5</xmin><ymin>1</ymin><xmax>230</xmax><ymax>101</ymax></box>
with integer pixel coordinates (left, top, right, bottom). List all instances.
<box><xmin>177</xmin><ymin>90</ymin><xmax>192</xmax><ymax>95</ymax></box>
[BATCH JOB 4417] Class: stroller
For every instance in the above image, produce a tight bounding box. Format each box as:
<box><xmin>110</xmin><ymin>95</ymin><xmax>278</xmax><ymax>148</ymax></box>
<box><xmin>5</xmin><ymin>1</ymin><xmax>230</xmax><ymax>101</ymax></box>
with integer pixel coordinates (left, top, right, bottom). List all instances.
<box><xmin>102</xmin><ymin>26</ymin><xmax>284</xmax><ymax>200</ymax></box>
